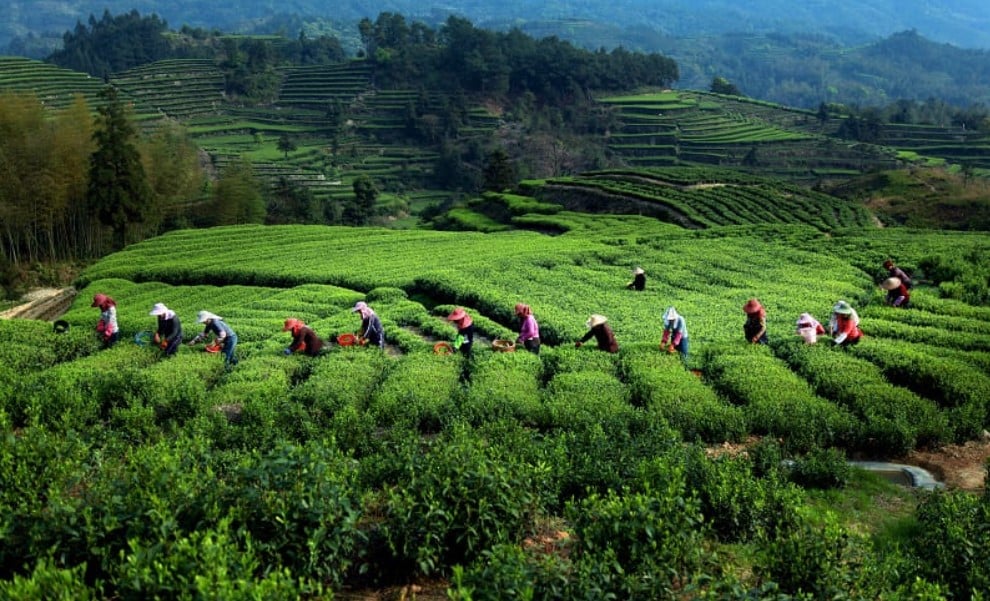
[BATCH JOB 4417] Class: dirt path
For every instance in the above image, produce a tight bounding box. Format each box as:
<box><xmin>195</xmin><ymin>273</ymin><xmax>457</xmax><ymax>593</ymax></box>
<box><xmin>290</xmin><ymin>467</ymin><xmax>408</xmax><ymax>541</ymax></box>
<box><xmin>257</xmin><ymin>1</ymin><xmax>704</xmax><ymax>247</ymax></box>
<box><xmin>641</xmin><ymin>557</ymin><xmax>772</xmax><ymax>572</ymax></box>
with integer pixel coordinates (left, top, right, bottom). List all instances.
<box><xmin>902</xmin><ymin>438</ymin><xmax>990</xmax><ymax>492</ymax></box>
<box><xmin>0</xmin><ymin>287</ymin><xmax>77</xmax><ymax>321</ymax></box>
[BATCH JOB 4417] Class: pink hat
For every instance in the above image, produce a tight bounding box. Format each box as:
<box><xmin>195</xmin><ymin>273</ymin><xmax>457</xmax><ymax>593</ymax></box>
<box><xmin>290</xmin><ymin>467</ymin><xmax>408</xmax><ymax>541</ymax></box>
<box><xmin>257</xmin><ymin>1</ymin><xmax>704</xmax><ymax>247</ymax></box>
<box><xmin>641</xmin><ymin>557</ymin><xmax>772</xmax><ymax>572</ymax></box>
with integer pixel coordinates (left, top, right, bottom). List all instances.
<box><xmin>514</xmin><ymin>303</ymin><xmax>531</xmax><ymax>317</ymax></box>
<box><xmin>447</xmin><ymin>307</ymin><xmax>467</xmax><ymax>321</ymax></box>
<box><xmin>742</xmin><ymin>298</ymin><xmax>763</xmax><ymax>314</ymax></box>
<box><xmin>352</xmin><ymin>301</ymin><xmax>369</xmax><ymax>312</ymax></box>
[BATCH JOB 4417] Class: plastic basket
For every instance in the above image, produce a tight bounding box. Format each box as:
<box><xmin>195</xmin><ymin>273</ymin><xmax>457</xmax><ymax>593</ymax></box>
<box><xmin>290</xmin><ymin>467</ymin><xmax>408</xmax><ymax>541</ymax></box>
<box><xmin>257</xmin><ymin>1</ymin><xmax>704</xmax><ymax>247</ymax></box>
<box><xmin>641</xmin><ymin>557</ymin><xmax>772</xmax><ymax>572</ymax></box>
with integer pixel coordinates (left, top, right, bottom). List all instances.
<box><xmin>204</xmin><ymin>342</ymin><xmax>222</xmax><ymax>353</ymax></box>
<box><xmin>337</xmin><ymin>333</ymin><xmax>357</xmax><ymax>346</ymax></box>
<box><xmin>433</xmin><ymin>341</ymin><xmax>454</xmax><ymax>355</ymax></box>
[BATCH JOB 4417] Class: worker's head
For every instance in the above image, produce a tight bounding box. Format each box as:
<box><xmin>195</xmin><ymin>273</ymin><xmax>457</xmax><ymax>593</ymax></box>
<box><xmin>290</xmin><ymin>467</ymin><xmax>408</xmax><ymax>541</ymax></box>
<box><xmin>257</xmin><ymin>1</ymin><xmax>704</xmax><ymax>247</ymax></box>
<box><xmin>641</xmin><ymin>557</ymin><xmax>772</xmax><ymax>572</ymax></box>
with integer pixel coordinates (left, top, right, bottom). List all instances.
<box><xmin>91</xmin><ymin>293</ymin><xmax>109</xmax><ymax>308</ymax></box>
<box><xmin>742</xmin><ymin>298</ymin><xmax>763</xmax><ymax>315</ymax></box>
<box><xmin>149</xmin><ymin>303</ymin><xmax>170</xmax><ymax>317</ymax></box>
<box><xmin>832</xmin><ymin>300</ymin><xmax>853</xmax><ymax>315</ymax></box>
<box><xmin>633</xmin><ymin>267</ymin><xmax>645</xmax><ymax>275</ymax></box>
<box><xmin>883</xmin><ymin>259</ymin><xmax>894</xmax><ymax>269</ymax></box>
<box><xmin>197</xmin><ymin>310</ymin><xmax>221</xmax><ymax>324</ymax></box>
<box><xmin>282</xmin><ymin>318</ymin><xmax>303</xmax><ymax>332</ymax></box>
<box><xmin>796</xmin><ymin>313</ymin><xmax>815</xmax><ymax>328</ymax></box>
<box><xmin>586</xmin><ymin>314</ymin><xmax>607</xmax><ymax>328</ymax></box>
<box><xmin>352</xmin><ymin>301</ymin><xmax>373</xmax><ymax>318</ymax></box>
<box><xmin>514</xmin><ymin>303</ymin><xmax>531</xmax><ymax>317</ymax></box>
<box><xmin>880</xmin><ymin>277</ymin><xmax>902</xmax><ymax>291</ymax></box>
<box><xmin>662</xmin><ymin>306</ymin><xmax>679</xmax><ymax>324</ymax></box>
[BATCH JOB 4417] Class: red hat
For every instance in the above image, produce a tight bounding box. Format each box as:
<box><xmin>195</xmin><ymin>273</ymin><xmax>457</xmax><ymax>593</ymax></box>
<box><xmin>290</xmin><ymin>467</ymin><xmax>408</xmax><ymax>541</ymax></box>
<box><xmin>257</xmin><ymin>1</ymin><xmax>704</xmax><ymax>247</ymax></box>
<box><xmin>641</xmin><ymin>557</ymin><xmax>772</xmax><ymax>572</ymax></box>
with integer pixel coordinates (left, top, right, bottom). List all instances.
<box><xmin>742</xmin><ymin>298</ymin><xmax>763</xmax><ymax>314</ymax></box>
<box><xmin>447</xmin><ymin>308</ymin><xmax>467</xmax><ymax>321</ymax></box>
<box><xmin>282</xmin><ymin>318</ymin><xmax>303</xmax><ymax>332</ymax></box>
<box><xmin>91</xmin><ymin>293</ymin><xmax>108</xmax><ymax>308</ymax></box>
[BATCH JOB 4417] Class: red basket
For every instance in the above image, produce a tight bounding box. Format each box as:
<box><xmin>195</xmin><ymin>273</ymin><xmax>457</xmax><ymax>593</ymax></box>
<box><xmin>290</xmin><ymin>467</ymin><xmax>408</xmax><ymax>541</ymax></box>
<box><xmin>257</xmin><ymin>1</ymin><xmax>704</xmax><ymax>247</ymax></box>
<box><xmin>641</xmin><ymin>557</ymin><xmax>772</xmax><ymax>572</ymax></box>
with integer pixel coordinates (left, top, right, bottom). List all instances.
<box><xmin>204</xmin><ymin>342</ymin><xmax>222</xmax><ymax>353</ymax></box>
<box><xmin>337</xmin><ymin>333</ymin><xmax>357</xmax><ymax>347</ymax></box>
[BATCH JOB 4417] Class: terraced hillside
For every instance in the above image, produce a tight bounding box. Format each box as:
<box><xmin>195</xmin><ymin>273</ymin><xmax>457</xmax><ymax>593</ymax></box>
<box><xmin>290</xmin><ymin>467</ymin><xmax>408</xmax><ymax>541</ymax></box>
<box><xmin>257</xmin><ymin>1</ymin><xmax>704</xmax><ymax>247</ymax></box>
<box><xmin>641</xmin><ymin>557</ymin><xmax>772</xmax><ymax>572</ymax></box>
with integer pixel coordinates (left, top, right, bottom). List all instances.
<box><xmin>599</xmin><ymin>91</ymin><xmax>902</xmax><ymax>179</ymax></box>
<box><xmin>520</xmin><ymin>167</ymin><xmax>876</xmax><ymax>230</ymax></box>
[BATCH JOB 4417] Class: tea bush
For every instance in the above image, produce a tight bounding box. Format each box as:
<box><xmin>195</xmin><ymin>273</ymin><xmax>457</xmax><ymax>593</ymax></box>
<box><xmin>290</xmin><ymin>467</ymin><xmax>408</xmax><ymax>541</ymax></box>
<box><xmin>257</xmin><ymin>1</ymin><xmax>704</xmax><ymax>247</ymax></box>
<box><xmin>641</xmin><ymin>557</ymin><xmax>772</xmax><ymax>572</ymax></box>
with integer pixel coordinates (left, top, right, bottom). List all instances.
<box><xmin>623</xmin><ymin>347</ymin><xmax>746</xmax><ymax>443</ymax></box>
<box><xmin>912</xmin><ymin>488</ymin><xmax>990</xmax><ymax>598</ymax></box>
<box><xmin>380</xmin><ymin>426</ymin><xmax>541</xmax><ymax>578</ymax></box>
<box><xmin>702</xmin><ymin>344</ymin><xmax>857</xmax><ymax>452</ymax></box>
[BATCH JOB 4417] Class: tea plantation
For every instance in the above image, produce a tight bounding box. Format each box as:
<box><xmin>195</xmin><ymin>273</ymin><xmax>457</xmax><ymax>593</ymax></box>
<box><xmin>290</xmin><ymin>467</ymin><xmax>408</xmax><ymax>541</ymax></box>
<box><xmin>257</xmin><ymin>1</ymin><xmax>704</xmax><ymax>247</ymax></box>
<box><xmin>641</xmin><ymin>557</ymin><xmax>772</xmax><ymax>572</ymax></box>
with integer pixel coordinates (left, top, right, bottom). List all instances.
<box><xmin>3</xmin><ymin>213</ymin><xmax>989</xmax><ymax>599</ymax></box>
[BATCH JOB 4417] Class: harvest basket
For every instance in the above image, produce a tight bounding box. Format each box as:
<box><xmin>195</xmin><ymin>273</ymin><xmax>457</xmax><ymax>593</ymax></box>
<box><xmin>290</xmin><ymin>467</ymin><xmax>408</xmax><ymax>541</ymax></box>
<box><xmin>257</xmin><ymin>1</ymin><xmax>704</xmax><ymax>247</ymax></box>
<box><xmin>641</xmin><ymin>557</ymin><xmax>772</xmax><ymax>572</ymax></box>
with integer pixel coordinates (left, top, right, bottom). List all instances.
<box><xmin>337</xmin><ymin>333</ymin><xmax>357</xmax><ymax>347</ymax></box>
<box><xmin>204</xmin><ymin>341</ymin><xmax>222</xmax><ymax>353</ymax></box>
<box><xmin>433</xmin><ymin>341</ymin><xmax>454</xmax><ymax>355</ymax></box>
<box><xmin>492</xmin><ymin>339</ymin><xmax>516</xmax><ymax>352</ymax></box>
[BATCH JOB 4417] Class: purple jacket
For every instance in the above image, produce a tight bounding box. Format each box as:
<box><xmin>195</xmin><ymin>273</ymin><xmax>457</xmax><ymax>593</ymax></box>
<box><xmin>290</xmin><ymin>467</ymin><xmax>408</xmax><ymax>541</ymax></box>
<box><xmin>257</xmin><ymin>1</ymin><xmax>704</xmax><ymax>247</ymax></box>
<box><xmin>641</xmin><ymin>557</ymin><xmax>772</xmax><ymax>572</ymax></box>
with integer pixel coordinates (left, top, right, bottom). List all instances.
<box><xmin>518</xmin><ymin>315</ymin><xmax>539</xmax><ymax>343</ymax></box>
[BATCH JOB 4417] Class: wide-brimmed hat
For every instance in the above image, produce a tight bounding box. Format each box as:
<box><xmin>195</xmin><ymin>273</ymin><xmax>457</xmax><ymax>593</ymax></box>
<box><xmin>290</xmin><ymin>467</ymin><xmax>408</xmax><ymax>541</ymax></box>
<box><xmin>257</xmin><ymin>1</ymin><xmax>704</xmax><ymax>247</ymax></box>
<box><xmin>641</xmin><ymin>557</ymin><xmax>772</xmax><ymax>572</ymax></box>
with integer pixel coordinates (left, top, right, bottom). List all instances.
<box><xmin>447</xmin><ymin>307</ymin><xmax>467</xmax><ymax>321</ymax></box>
<box><xmin>796</xmin><ymin>312</ymin><xmax>816</xmax><ymax>327</ymax></box>
<box><xmin>633</xmin><ymin>267</ymin><xmax>645</xmax><ymax>275</ymax></box>
<box><xmin>832</xmin><ymin>300</ymin><xmax>853</xmax><ymax>315</ymax></box>
<box><xmin>586</xmin><ymin>314</ymin><xmax>607</xmax><ymax>328</ymax></box>
<box><xmin>91</xmin><ymin>293</ymin><xmax>108</xmax><ymax>308</ymax></box>
<box><xmin>880</xmin><ymin>277</ymin><xmax>902</xmax><ymax>291</ymax></box>
<box><xmin>352</xmin><ymin>301</ymin><xmax>369</xmax><ymax>313</ymax></box>
<box><xmin>742</xmin><ymin>298</ymin><xmax>763</xmax><ymax>314</ymax></box>
<box><xmin>514</xmin><ymin>303</ymin><xmax>531</xmax><ymax>317</ymax></box>
<box><xmin>282</xmin><ymin>317</ymin><xmax>303</xmax><ymax>331</ymax></box>
<box><xmin>149</xmin><ymin>302</ymin><xmax>169</xmax><ymax>316</ymax></box>
<box><xmin>197</xmin><ymin>310</ymin><xmax>221</xmax><ymax>323</ymax></box>
<box><xmin>662</xmin><ymin>306</ymin><xmax>679</xmax><ymax>322</ymax></box>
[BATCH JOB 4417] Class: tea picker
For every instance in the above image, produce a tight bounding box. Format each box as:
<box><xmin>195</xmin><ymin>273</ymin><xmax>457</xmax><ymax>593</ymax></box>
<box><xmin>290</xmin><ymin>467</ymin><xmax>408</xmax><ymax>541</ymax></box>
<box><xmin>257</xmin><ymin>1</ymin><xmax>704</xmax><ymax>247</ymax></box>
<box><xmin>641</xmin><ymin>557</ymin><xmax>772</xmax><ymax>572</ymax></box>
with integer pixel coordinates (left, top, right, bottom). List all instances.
<box><xmin>660</xmin><ymin>306</ymin><xmax>688</xmax><ymax>360</ymax></box>
<box><xmin>829</xmin><ymin>300</ymin><xmax>863</xmax><ymax>346</ymax></box>
<box><xmin>282</xmin><ymin>318</ymin><xmax>325</xmax><ymax>356</ymax></box>
<box><xmin>189</xmin><ymin>310</ymin><xmax>238</xmax><ymax>367</ymax></box>
<box><xmin>742</xmin><ymin>298</ymin><xmax>768</xmax><ymax>344</ymax></box>
<box><xmin>91</xmin><ymin>293</ymin><xmax>120</xmax><ymax>348</ymax></box>
<box><xmin>576</xmin><ymin>314</ymin><xmax>619</xmax><ymax>353</ymax></box>
<box><xmin>626</xmin><ymin>267</ymin><xmax>647</xmax><ymax>291</ymax></box>
<box><xmin>881</xmin><ymin>277</ymin><xmax>910</xmax><ymax>308</ymax></box>
<box><xmin>149</xmin><ymin>302</ymin><xmax>182</xmax><ymax>356</ymax></box>
<box><xmin>351</xmin><ymin>301</ymin><xmax>385</xmax><ymax>349</ymax></box>
<box><xmin>446</xmin><ymin>307</ymin><xmax>475</xmax><ymax>356</ymax></box>
<box><xmin>514</xmin><ymin>303</ymin><xmax>541</xmax><ymax>354</ymax></box>
<box><xmin>796</xmin><ymin>313</ymin><xmax>825</xmax><ymax>344</ymax></box>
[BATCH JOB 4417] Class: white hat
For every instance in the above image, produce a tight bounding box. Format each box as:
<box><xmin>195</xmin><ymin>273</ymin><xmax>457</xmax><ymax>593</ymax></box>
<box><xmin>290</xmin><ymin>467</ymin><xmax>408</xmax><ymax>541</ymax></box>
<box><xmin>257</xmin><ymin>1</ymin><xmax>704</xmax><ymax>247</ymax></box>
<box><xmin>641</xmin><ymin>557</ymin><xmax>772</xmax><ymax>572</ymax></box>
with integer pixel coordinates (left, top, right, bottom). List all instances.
<box><xmin>633</xmin><ymin>267</ymin><xmax>645</xmax><ymax>275</ymax></box>
<box><xmin>197</xmin><ymin>310</ymin><xmax>221</xmax><ymax>323</ymax></box>
<box><xmin>149</xmin><ymin>302</ymin><xmax>169</xmax><ymax>316</ymax></box>
<box><xmin>662</xmin><ymin>307</ymin><xmax>679</xmax><ymax>322</ymax></box>
<box><xmin>880</xmin><ymin>277</ymin><xmax>902</xmax><ymax>291</ymax></box>
<box><xmin>352</xmin><ymin>301</ymin><xmax>368</xmax><ymax>312</ymax></box>
<box><xmin>586</xmin><ymin>314</ymin><xmax>607</xmax><ymax>328</ymax></box>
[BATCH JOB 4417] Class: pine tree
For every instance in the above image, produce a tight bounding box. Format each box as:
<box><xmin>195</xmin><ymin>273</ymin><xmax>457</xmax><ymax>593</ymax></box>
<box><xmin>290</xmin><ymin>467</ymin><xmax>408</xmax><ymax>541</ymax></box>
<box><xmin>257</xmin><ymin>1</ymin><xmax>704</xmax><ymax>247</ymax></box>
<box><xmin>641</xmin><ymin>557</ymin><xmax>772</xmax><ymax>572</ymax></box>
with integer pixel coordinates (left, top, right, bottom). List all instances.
<box><xmin>86</xmin><ymin>85</ymin><xmax>151</xmax><ymax>249</ymax></box>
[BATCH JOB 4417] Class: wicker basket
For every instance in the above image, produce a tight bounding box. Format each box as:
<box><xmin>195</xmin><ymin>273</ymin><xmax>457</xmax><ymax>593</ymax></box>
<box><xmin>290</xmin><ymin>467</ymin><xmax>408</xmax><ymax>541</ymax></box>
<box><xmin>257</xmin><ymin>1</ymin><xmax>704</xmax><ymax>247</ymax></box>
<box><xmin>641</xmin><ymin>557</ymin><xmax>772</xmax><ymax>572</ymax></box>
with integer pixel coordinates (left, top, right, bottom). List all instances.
<box><xmin>492</xmin><ymin>339</ymin><xmax>516</xmax><ymax>352</ymax></box>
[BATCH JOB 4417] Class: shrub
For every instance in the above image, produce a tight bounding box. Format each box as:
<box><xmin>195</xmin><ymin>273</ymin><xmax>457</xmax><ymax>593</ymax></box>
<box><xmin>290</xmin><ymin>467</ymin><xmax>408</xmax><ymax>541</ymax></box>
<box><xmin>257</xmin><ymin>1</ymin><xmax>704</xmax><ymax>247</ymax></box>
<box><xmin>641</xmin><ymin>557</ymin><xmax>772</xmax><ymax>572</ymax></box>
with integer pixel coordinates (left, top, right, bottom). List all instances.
<box><xmin>224</xmin><ymin>442</ymin><xmax>365</xmax><ymax>586</ymax></box>
<box><xmin>0</xmin><ymin>560</ymin><xmax>95</xmax><ymax>600</ymax></box>
<box><xmin>566</xmin><ymin>479</ymin><xmax>707</xmax><ymax>599</ymax></box>
<box><xmin>912</xmin><ymin>489</ymin><xmax>990</xmax><ymax>598</ymax></box>
<box><xmin>461</xmin><ymin>351</ymin><xmax>544</xmax><ymax>427</ymax></box>
<box><xmin>786</xmin><ymin>447</ymin><xmax>852</xmax><ymax>490</ymax></box>
<box><xmin>623</xmin><ymin>349</ymin><xmax>746</xmax><ymax>443</ymax></box>
<box><xmin>540</xmin><ymin>370</ymin><xmax>630</xmax><ymax>431</ymax></box>
<box><xmin>380</xmin><ymin>426</ymin><xmax>540</xmax><ymax>578</ymax></box>
<box><xmin>368</xmin><ymin>352</ymin><xmax>462</xmax><ymax>433</ymax></box>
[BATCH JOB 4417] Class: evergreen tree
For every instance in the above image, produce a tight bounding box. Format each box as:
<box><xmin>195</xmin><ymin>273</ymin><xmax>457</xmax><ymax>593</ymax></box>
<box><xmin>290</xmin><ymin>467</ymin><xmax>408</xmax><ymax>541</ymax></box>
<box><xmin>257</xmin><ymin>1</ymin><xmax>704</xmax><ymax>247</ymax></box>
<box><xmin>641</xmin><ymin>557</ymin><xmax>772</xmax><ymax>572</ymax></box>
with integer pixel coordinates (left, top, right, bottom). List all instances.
<box><xmin>86</xmin><ymin>85</ymin><xmax>151</xmax><ymax>249</ymax></box>
<box><xmin>212</xmin><ymin>158</ymin><xmax>265</xmax><ymax>225</ymax></box>
<box><xmin>344</xmin><ymin>175</ymin><xmax>378</xmax><ymax>225</ymax></box>
<box><xmin>482</xmin><ymin>148</ymin><xmax>516</xmax><ymax>192</ymax></box>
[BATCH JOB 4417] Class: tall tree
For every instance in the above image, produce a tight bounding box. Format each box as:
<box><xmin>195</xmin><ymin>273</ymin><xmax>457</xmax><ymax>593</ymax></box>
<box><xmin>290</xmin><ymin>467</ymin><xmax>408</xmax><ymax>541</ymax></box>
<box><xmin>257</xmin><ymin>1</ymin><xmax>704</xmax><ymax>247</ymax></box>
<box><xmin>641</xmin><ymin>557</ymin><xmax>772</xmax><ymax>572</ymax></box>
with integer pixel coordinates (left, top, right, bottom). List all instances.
<box><xmin>344</xmin><ymin>175</ymin><xmax>378</xmax><ymax>225</ymax></box>
<box><xmin>212</xmin><ymin>158</ymin><xmax>265</xmax><ymax>225</ymax></box>
<box><xmin>87</xmin><ymin>85</ymin><xmax>151</xmax><ymax>249</ymax></box>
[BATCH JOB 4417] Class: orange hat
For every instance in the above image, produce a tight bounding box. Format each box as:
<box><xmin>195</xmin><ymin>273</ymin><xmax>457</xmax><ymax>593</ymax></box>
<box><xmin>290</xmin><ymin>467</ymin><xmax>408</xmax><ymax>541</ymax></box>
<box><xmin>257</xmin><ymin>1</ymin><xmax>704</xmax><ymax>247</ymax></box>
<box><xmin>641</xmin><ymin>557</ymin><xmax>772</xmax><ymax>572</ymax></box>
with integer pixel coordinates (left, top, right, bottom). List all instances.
<box><xmin>91</xmin><ymin>293</ymin><xmax>108</xmax><ymax>308</ymax></box>
<box><xmin>282</xmin><ymin>318</ymin><xmax>303</xmax><ymax>332</ymax></box>
<box><xmin>742</xmin><ymin>298</ymin><xmax>763</xmax><ymax>314</ymax></box>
